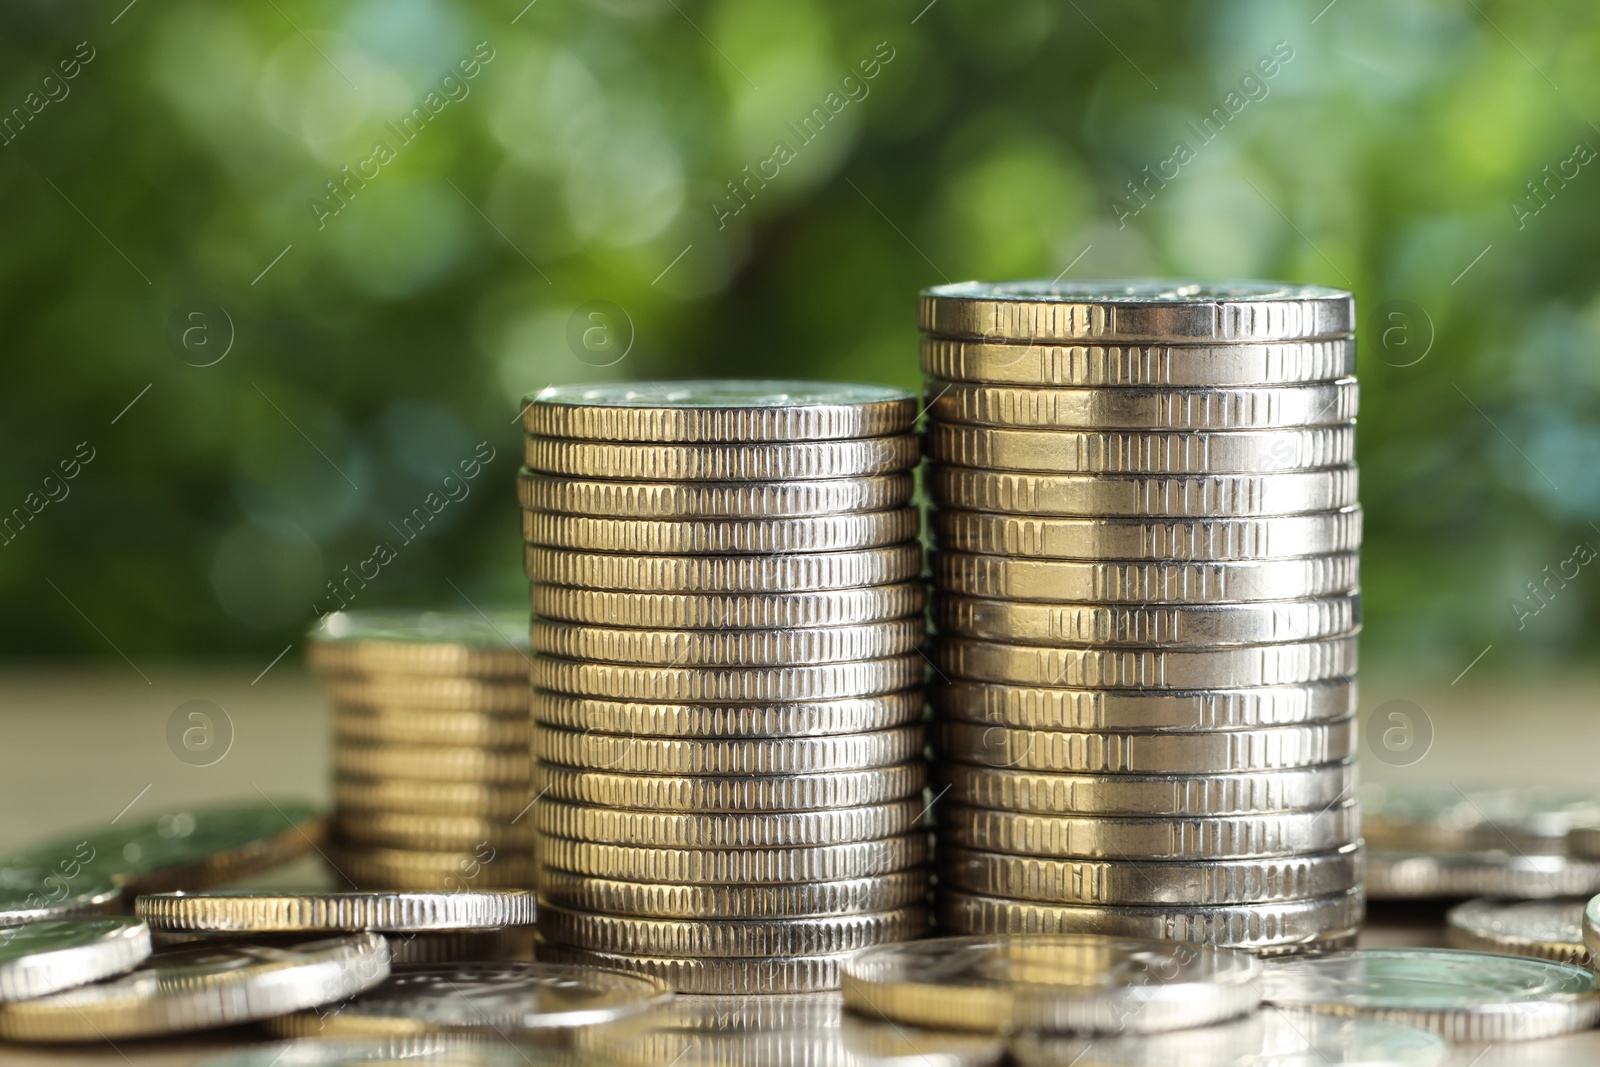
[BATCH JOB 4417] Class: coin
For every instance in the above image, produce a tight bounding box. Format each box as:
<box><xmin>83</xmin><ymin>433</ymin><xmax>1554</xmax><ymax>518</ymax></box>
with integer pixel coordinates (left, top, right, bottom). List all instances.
<box><xmin>935</xmin><ymin>801</ymin><xmax>1359</xmax><ymax>860</ymax></box>
<box><xmin>333</xmin><ymin>847</ymin><xmax>535</xmax><ymax>893</ymax></box>
<box><xmin>1365</xmin><ymin>850</ymin><xmax>1600</xmax><ymax>900</ymax></box>
<box><xmin>0</xmin><ymin>917</ymin><xmax>151</xmax><ymax>1003</ymax></box>
<box><xmin>535</xmin><ymin>941</ymin><xmax>853</xmax><ymax>994</ymax></box>
<box><xmin>933</xmin><ymin>679</ymin><xmax>1356</xmax><ymax>731</ymax></box>
<box><xmin>534</xmin><ymin>798</ymin><xmax>925</xmax><ymax>849</ymax></box>
<box><xmin>935</xmin><ymin>637</ymin><xmax>1357</xmax><ymax>689</ymax></box>
<box><xmin>919</xmin><ymin>280</ymin><xmax>1355</xmax><ymax>343</ymax></box>
<box><xmin>306</xmin><ymin>610</ymin><xmax>530</xmax><ymax>677</ymax></box>
<box><xmin>937</xmin><ymin>844</ymin><xmax>1362</xmax><ymax>906</ymax></box>
<box><xmin>537</xmin><ymin>904</ymin><xmax>927</xmax><ymax>957</ymax></box>
<box><xmin>0</xmin><ymin>871</ymin><xmax>122</xmax><ymax>926</ymax></box>
<box><xmin>536</xmin><ymin>870</ymin><xmax>929</xmax><ymax>920</ymax></box>
<box><xmin>334</xmin><ymin>778</ymin><xmax>533</xmax><ymax>820</ymax></box>
<box><xmin>134</xmin><ymin>891</ymin><xmax>535</xmax><ymax>933</ymax></box>
<box><xmin>0</xmin><ymin>933</ymin><xmax>389</xmax><ymax>1041</ymax></box>
<box><xmin>323</xmin><ymin>675</ymin><xmax>529</xmax><ymax>713</ymax></box>
<box><xmin>264</xmin><ymin>960</ymin><xmax>669</xmax><ymax>1038</ymax></box>
<box><xmin>923</xmin><ymin>379</ymin><xmax>1360</xmax><ymax>430</ymax></box>
<box><xmin>935</xmin><ymin>762</ymin><xmax>1356</xmax><ymax>817</ymax></box>
<box><xmin>927</xmin><ymin>466</ymin><xmax>1358</xmax><ymax>517</ymax></box>
<box><xmin>334</xmin><ymin>811</ymin><xmax>536</xmax><ymax>851</ymax></box>
<box><xmin>521</xmin><ymin>507</ymin><xmax>919</xmax><ymax>554</ymax></box>
<box><xmin>540</xmin><ymin>834</ymin><xmax>928</xmax><ymax>884</ymax></box>
<box><xmin>926</xmin><ymin>424</ymin><xmax>1355</xmax><ymax>475</ymax></box>
<box><xmin>931</xmin><ymin>509</ymin><xmax>1363</xmax><ymax>561</ymax></box>
<box><xmin>194</xmin><ymin>1036</ymin><xmax>538</xmax><ymax>1067</ymax></box>
<box><xmin>936</xmin><ymin>720</ymin><xmax>1356</xmax><ymax>774</ymax></box>
<box><xmin>932</xmin><ymin>553</ymin><xmax>1359</xmax><ymax>604</ymax></box>
<box><xmin>922</xmin><ymin>336</ymin><xmax>1357</xmax><ymax>388</ymax></box>
<box><xmin>518</xmin><ymin>470</ymin><xmax>915</xmax><ymax>518</ymax></box>
<box><xmin>1258</xmin><ymin>947</ymin><xmax>1600</xmax><ymax>1041</ymax></box>
<box><xmin>532</xmin><ymin>762</ymin><xmax>925</xmax><ymax>813</ymax></box>
<box><xmin>521</xmin><ymin>381</ymin><xmax>916</xmax><ymax>442</ymax></box>
<box><xmin>524</xmin><ymin>544</ymin><xmax>923</xmax><ymax>593</ymax></box>
<box><xmin>531</xmin><ymin>690</ymin><xmax>924</xmax><ymax>738</ymax></box>
<box><xmin>535</xmin><ymin>725</ymin><xmax>925</xmax><ymax>775</ymax></box>
<box><xmin>1364</xmin><ymin>785</ymin><xmax>1600</xmax><ymax>855</ymax></box>
<box><xmin>334</xmin><ymin>706</ymin><xmax>530</xmax><ymax>748</ymax></box>
<box><xmin>530</xmin><ymin>583</ymin><xmax>925</xmax><ymax>629</ymax></box>
<box><xmin>382</xmin><ymin>928</ymin><xmax>535</xmax><ymax>966</ymax></box>
<box><xmin>523</xmin><ymin>434</ymin><xmax>918</xmax><ymax>481</ymax></box>
<box><xmin>935</xmin><ymin>594</ymin><xmax>1360</xmax><ymax>646</ymax></box>
<box><xmin>1444</xmin><ymin>898</ymin><xmax>1588</xmax><ymax>965</ymax></box>
<box><xmin>528</xmin><ymin>654</ymin><xmax>923</xmax><ymax>702</ymax></box>
<box><xmin>334</xmin><ymin>744</ymin><xmax>528</xmax><ymax>784</ymax></box>
<box><xmin>842</xmin><ymin>932</ymin><xmax>1260</xmax><ymax>1035</ymax></box>
<box><xmin>937</xmin><ymin>889</ymin><xmax>1364</xmax><ymax>954</ymax></box>
<box><xmin>528</xmin><ymin>618</ymin><xmax>924</xmax><ymax>666</ymax></box>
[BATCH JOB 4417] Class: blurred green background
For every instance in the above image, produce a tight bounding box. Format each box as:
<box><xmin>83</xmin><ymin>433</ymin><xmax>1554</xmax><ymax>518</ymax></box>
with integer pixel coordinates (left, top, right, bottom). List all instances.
<box><xmin>1</xmin><ymin>0</ymin><xmax>1596</xmax><ymax>680</ymax></box>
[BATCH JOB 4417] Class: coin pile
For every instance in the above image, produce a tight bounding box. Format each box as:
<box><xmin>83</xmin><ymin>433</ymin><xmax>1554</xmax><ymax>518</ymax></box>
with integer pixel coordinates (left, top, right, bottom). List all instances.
<box><xmin>308</xmin><ymin>611</ymin><xmax>536</xmax><ymax>892</ymax></box>
<box><xmin>920</xmin><ymin>280</ymin><xmax>1364</xmax><ymax>954</ymax></box>
<box><xmin>518</xmin><ymin>381</ymin><xmax>932</xmax><ymax>992</ymax></box>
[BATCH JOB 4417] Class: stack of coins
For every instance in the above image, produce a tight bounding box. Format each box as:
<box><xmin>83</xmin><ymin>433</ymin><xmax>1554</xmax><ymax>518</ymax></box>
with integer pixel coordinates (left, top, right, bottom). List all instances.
<box><xmin>518</xmin><ymin>381</ymin><xmax>932</xmax><ymax>993</ymax></box>
<box><xmin>308</xmin><ymin>611</ymin><xmax>536</xmax><ymax>892</ymax></box>
<box><xmin>920</xmin><ymin>280</ymin><xmax>1364</xmax><ymax>955</ymax></box>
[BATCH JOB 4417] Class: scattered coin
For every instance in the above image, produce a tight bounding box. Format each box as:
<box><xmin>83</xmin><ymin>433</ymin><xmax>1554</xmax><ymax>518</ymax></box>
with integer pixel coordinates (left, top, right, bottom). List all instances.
<box><xmin>0</xmin><ymin>917</ymin><xmax>151</xmax><ymax>1003</ymax></box>
<box><xmin>1366</xmin><ymin>850</ymin><xmax>1600</xmax><ymax>900</ymax></box>
<box><xmin>1446</xmin><ymin>897</ymin><xmax>1588</xmax><ymax>965</ymax></box>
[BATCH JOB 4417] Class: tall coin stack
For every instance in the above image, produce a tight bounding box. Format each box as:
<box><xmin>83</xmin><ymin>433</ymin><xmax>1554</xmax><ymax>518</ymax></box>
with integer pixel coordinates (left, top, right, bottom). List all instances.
<box><xmin>308</xmin><ymin>610</ymin><xmax>537</xmax><ymax>892</ymax></box>
<box><xmin>518</xmin><ymin>381</ymin><xmax>932</xmax><ymax>993</ymax></box>
<box><xmin>920</xmin><ymin>280</ymin><xmax>1364</xmax><ymax>955</ymax></box>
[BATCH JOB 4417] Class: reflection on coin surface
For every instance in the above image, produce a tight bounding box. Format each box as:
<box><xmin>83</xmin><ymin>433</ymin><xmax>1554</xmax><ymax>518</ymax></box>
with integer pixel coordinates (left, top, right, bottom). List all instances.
<box><xmin>1445</xmin><ymin>897</ymin><xmax>1588</xmax><ymax>965</ymax></box>
<box><xmin>0</xmin><ymin>916</ymin><xmax>151</xmax><ymax>1002</ymax></box>
<box><xmin>135</xmin><ymin>890</ymin><xmax>535</xmax><ymax>933</ymax></box>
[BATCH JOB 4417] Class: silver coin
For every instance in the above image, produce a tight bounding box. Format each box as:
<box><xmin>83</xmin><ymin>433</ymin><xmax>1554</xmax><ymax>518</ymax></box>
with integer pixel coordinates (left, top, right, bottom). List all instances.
<box><xmin>535</xmin><ymin>869</ymin><xmax>929</xmax><ymax>921</ymax></box>
<box><xmin>531</xmin><ymin>690</ymin><xmax>924</xmax><ymax>739</ymax></box>
<box><xmin>1259</xmin><ymin>947</ymin><xmax>1600</xmax><ymax>1042</ymax></box>
<box><xmin>926</xmin><ymin>424</ymin><xmax>1355</xmax><ymax>475</ymax></box>
<box><xmin>534</xmin><ymin>798</ymin><xmax>926</xmax><ymax>849</ymax></box>
<box><xmin>528</xmin><ymin>654</ymin><xmax>923</xmax><ymax>703</ymax></box>
<box><xmin>923</xmin><ymin>379</ymin><xmax>1359</xmax><ymax>430</ymax></box>
<box><xmin>196</xmin><ymin>1037</ymin><xmax>571</xmax><ymax>1066</ymax></box>
<box><xmin>922</xmin><ymin>336</ymin><xmax>1356</xmax><ymax>388</ymax></box>
<box><xmin>1445</xmin><ymin>897</ymin><xmax>1588</xmax><ymax>965</ymax></box>
<box><xmin>532</xmin><ymin>761</ymin><xmax>926</xmax><ymax>813</ymax></box>
<box><xmin>936</xmin><ymin>720</ymin><xmax>1356</xmax><ymax>774</ymax></box>
<box><xmin>133</xmin><ymin>891</ymin><xmax>535</xmax><ymax>934</ymax></box>
<box><xmin>1362</xmin><ymin>784</ymin><xmax>1600</xmax><ymax>855</ymax></box>
<box><xmin>521</xmin><ymin>507</ymin><xmax>919</xmax><ymax>554</ymax></box>
<box><xmin>927</xmin><ymin>465</ymin><xmax>1358</xmax><ymax>517</ymax></box>
<box><xmin>931</xmin><ymin>508</ymin><xmax>1363</xmax><ymax>561</ymax></box>
<box><xmin>934</xmin><ymin>636</ymin><xmax>1356</xmax><ymax>690</ymax></box>
<box><xmin>306</xmin><ymin>609</ymin><xmax>530</xmax><ymax>676</ymax></box>
<box><xmin>525</xmin><ymin>543</ymin><xmax>923</xmax><ymax>593</ymax></box>
<box><xmin>934</xmin><ymin>594</ymin><xmax>1360</xmax><ymax>647</ymax></box>
<box><xmin>530</xmin><ymin>582</ymin><xmax>925</xmax><ymax>629</ymax></box>
<box><xmin>1365</xmin><ymin>850</ymin><xmax>1600</xmax><ymax>900</ymax></box>
<box><xmin>936</xmin><ymin>762</ymin><xmax>1356</xmax><ymax>817</ymax></box>
<box><xmin>932</xmin><ymin>552</ymin><xmax>1360</xmax><ymax>604</ymax></box>
<box><xmin>536</xmin><ymin>941</ymin><xmax>851</xmax><ymax>995</ymax></box>
<box><xmin>518</xmin><ymin>470</ymin><xmax>915</xmax><ymax>518</ymax></box>
<box><xmin>932</xmin><ymin>679</ymin><xmax>1356</xmax><ymax>731</ymax></box>
<box><xmin>918</xmin><ymin>279</ymin><xmax>1354</xmax><ymax>343</ymax></box>
<box><xmin>841</xmin><ymin>932</ymin><xmax>1261</xmax><ymax>1035</ymax></box>
<box><xmin>0</xmin><ymin>870</ymin><xmax>122</xmax><ymax>926</ymax></box>
<box><xmin>534</xmin><ymin>724</ymin><xmax>925</xmax><ymax>775</ymax></box>
<box><xmin>528</xmin><ymin>618</ymin><xmax>925</xmax><ymax>666</ymax></box>
<box><xmin>540</xmin><ymin>833</ymin><xmax>928</xmax><ymax>884</ymax></box>
<box><xmin>536</xmin><ymin>904</ymin><xmax>928</xmax><ymax>957</ymax></box>
<box><xmin>522</xmin><ymin>434</ymin><xmax>918</xmax><ymax>481</ymax></box>
<box><xmin>0</xmin><ymin>917</ymin><xmax>151</xmax><ymax>1003</ymax></box>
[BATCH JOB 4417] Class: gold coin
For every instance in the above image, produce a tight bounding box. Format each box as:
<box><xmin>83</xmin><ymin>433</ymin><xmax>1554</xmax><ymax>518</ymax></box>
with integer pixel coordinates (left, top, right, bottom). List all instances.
<box><xmin>335</xmin><ymin>811</ymin><xmax>535</xmax><ymax>851</ymax></box>
<box><xmin>333</xmin><ymin>706</ymin><xmax>529</xmax><ymax>748</ymax></box>
<box><xmin>333</xmin><ymin>744</ymin><xmax>530</xmax><ymax>784</ymax></box>
<box><xmin>322</xmin><ymin>675</ymin><xmax>529</xmax><ymax>714</ymax></box>
<box><xmin>334</xmin><ymin>777</ymin><xmax>534</xmax><ymax>819</ymax></box>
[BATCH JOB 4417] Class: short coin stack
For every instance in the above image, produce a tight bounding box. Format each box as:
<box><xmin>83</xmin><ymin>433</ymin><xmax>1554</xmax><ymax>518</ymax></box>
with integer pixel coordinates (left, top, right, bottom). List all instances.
<box><xmin>518</xmin><ymin>381</ymin><xmax>932</xmax><ymax>993</ymax></box>
<box><xmin>309</xmin><ymin>610</ymin><xmax>536</xmax><ymax>892</ymax></box>
<box><xmin>920</xmin><ymin>280</ymin><xmax>1364</xmax><ymax>955</ymax></box>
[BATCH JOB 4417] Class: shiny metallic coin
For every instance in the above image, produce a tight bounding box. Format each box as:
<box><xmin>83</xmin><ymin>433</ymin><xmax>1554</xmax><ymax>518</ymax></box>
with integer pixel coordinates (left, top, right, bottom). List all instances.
<box><xmin>333</xmin><ymin>847</ymin><xmax>534</xmax><ymax>893</ymax></box>
<box><xmin>933</xmin><ymin>679</ymin><xmax>1355</xmax><ymax>731</ymax></box>
<box><xmin>1259</xmin><ymin>947</ymin><xmax>1600</xmax><ymax>1042</ymax></box>
<box><xmin>382</xmin><ymin>928</ymin><xmax>537</xmax><ymax>966</ymax></box>
<box><xmin>306</xmin><ymin>610</ymin><xmax>529</xmax><ymax>677</ymax></box>
<box><xmin>1445</xmin><ymin>898</ymin><xmax>1588</xmax><ymax>966</ymax></box>
<box><xmin>935</xmin><ymin>637</ymin><xmax>1357</xmax><ymax>689</ymax></box>
<box><xmin>334</xmin><ymin>744</ymin><xmax>528</xmax><ymax>784</ymax></box>
<box><xmin>531</xmin><ymin>690</ymin><xmax>924</xmax><ymax>739</ymax></box>
<box><xmin>936</xmin><ymin>720</ymin><xmax>1356</xmax><ymax>774</ymax></box>
<box><xmin>842</xmin><ymin>932</ymin><xmax>1260</xmax><ymax>1035</ymax></box>
<box><xmin>524</xmin><ymin>543</ymin><xmax>923</xmax><ymax>593</ymax></box>
<box><xmin>533</xmin><ymin>798</ymin><xmax>925</xmax><ymax>849</ymax></box>
<box><xmin>334</xmin><ymin>812</ymin><xmax>535</xmax><ymax>851</ymax></box>
<box><xmin>523</xmin><ymin>434</ymin><xmax>918</xmax><ymax>481</ymax></box>
<box><xmin>0</xmin><ymin>933</ymin><xmax>389</xmax><ymax>1041</ymax></box>
<box><xmin>935</xmin><ymin>801</ymin><xmax>1359</xmax><ymax>860</ymax></box>
<box><xmin>265</xmin><ymin>961</ymin><xmax>667</xmax><ymax>1038</ymax></box>
<box><xmin>1365</xmin><ymin>850</ymin><xmax>1600</xmax><ymax>900</ymax></box>
<box><xmin>0</xmin><ymin>917</ymin><xmax>150</xmax><ymax>1003</ymax></box>
<box><xmin>532</xmin><ymin>762</ymin><xmax>925</xmax><ymax>813</ymax></box>
<box><xmin>933</xmin><ymin>552</ymin><xmax>1359</xmax><ymax>605</ymax></box>
<box><xmin>937</xmin><ymin>844</ymin><xmax>1362</xmax><ymax>906</ymax></box>
<box><xmin>935</xmin><ymin>762</ymin><xmax>1356</xmax><ymax>817</ymax></box>
<box><xmin>537</xmin><ymin>904</ymin><xmax>927</xmax><ymax>957</ymax></box>
<box><xmin>518</xmin><ymin>470</ymin><xmax>914</xmax><ymax>518</ymax></box>
<box><xmin>521</xmin><ymin>380</ymin><xmax>916</xmax><ymax>442</ymax></box>
<box><xmin>536</xmin><ymin>941</ymin><xmax>853</xmax><ymax>994</ymax></box>
<box><xmin>935</xmin><ymin>594</ymin><xmax>1360</xmax><ymax>647</ymax></box>
<box><xmin>323</xmin><ymin>675</ymin><xmax>529</xmax><ymax>714</ymax></box>
<box><xmin>521</xmin><ymin>507</ymin><xmax>919</xmax><ymax>554</ymax></box>
<box><xmin>0</xmin><ymin>874</ymin><xmax>122</xmax><ymax>927</ymax></box>
<box><xmin>918</xmin><ymin>279</ymin><xmax>1354</xmax><ymax>343</ymax></box>
<box><xmin>134</xmin><ymin>891</ymin><xmax>534</xmax><ymax>934</ymax></box>
<box><xmin>922</xmin><ymin>336</ymin><xmax>1356</xmax><ymax>388</ymax></box>
<box><xmin>927</xmin><ymin>465</ymin><xmax>1358</xmax><ymax>517</ymax></box>
<box><xmin>334</xmin><ymin>778</ymin><xmax>533</xmax><ymax>820</ymax></box>
<box><xmin>1363</xmin><ymin>785</ymin><xmax>1600</xmax><ymax>856</ymax></box>
<box><xmin>535</xmin><ymin>869</ymin><xmax>929</xmax><ymax>920</ymax></box>
<box><xmin>937</xmin><ymin>888</ymin><xmax>1364</xmax><ymax>954</ymax></box>
<box><xmin>530</xmin><ymin>582</ymin><xmax>925</xmax><ymax>629</ymax></box>
<box><xmin>539</xmin><ymin>833</ymin><xmax>928</xmax><ymax>884</ymax></box>
<box><xmin>931</xmin><ymin>508</ymin><xmax>1363</xmax><ymax>561</ymax></box>
<box><xmin>333</xmin><ymin>706</ymin><xmax>529</xmax><ymax>748</ymax></box>
<box><xmin>528</xmin><ymin>618</ymin><xmax>925</xmax><ymax>666</ymax></box>
<box><xmin>535</xmin><ymin>724</ymin><xmax>925</xmax><ymax>775</ymax></box>
<box><xmin>923</xmin><ymin>379</ymin><xmax>1359</xmax><ymax>431</ymax></box>
<box><xmin>926</xmin><ymin>424</ymin><xmax>1355</xmax><ymax>475</ymax></box>
<box><xmin>192</xmin><ymin>1035</ymin><xmax>544</xmax><ymax>1067</ymax></box>
<box><xmin>528</xmin><ymin>654</ymin><xmax>923</xmax><ymax>703</ymax></box>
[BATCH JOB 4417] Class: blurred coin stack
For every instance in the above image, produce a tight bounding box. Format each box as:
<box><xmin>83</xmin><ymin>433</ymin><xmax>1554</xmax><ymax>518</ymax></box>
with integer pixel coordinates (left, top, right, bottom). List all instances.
<box><xmin>308</xmin><ymin>611</ymin><xmax>537</xmax><ymax>892</ymax></box>
<box><xmin>518</xmin><ymin>381</ymin><xmax>932</xmax><ymax>993</ymax></box>
<box><xmin>920</xmin><ymin>280</ymin><xmax>1364</xmax><ymax>955</ymax></box>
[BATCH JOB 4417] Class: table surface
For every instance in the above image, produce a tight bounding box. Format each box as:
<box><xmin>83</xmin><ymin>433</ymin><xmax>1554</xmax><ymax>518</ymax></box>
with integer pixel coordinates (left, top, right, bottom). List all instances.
<box><xmin>0</xmin><ymin>662</ymin><xmax>1595</xmax><ymax>1066</ymax></box>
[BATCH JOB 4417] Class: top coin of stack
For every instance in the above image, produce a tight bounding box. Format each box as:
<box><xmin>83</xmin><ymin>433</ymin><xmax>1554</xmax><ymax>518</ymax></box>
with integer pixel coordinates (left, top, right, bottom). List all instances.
<box><xmin>920</xmin><ymin>280</ymin><xmax>1363</xmax><ymax>955</ymax></box>
<box><xmin>519</xmin><ymin>381</ymin><xmax>932</xmax><ymax>993</ymax></box>
<box><xmin>308</xmin><ymin>610</ymin><xmax>536</xmax><ymax>892</ymax></box>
